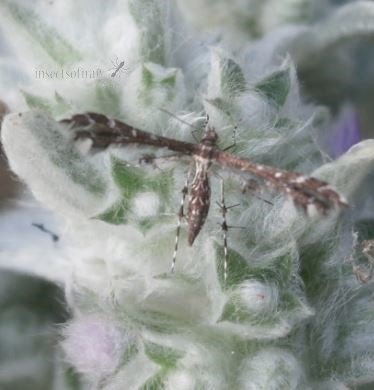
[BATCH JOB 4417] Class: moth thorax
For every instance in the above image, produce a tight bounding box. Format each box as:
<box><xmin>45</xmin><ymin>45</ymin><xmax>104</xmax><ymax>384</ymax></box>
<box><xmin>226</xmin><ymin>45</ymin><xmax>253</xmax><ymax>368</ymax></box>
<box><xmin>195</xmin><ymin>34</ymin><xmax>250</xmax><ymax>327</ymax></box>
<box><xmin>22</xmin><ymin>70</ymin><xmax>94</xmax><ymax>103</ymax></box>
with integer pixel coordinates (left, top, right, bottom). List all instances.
<box><xmin>201</xmin><ymin>127</ymin><xmax>218</xmax><ymax>146</ymax></box>
<box><xmin>194</xmin><ymin>156</ymin><xmax>211</xmax><ymax>173</ymax></box>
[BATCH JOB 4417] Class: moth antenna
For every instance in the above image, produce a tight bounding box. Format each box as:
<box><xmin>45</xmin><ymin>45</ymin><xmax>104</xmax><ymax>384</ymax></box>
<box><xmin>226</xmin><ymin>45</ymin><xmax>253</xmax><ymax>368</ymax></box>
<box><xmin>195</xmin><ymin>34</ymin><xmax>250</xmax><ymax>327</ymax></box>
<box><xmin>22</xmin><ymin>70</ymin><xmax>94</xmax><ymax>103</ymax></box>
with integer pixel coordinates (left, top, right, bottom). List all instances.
<box><xmin>217</xmin><ymin>177</ymin><xmax>230</xmax><ymax>283</ymax></box>
<box><xmin>160</xmin><ymin>107</ymin><xmax>208</xmax><ymax>130</ymax></box>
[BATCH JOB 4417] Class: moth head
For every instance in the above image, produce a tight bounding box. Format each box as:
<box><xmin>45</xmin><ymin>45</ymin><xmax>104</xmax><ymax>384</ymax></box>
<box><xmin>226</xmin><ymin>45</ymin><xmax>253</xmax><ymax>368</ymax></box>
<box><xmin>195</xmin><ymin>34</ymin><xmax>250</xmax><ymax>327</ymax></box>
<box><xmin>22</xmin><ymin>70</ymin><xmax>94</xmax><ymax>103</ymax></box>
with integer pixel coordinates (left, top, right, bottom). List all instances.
<box><xmin>201</xmin><ymin>127</ymin><xmax>218</xmax><ymax>146</ymax></box>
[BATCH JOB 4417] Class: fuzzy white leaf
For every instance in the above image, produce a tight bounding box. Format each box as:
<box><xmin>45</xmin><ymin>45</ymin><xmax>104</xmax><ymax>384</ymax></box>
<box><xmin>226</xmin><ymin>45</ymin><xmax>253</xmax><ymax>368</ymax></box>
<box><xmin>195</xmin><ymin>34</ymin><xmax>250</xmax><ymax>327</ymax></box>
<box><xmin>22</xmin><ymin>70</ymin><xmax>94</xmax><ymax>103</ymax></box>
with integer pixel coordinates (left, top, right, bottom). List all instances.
<box><xmin>238</xmin><ymin>348</ymin><xmax>305</xmax><ymax>390</ymax></box>
<box><xmin>1</xmin><ymin>111</ymin><xmax>113</xmax><ymax>217</ymax></box>
<box><xmin>292</xmin><ymin>1</ymin><xmax>374</xmax><ymax>61</ymax></box>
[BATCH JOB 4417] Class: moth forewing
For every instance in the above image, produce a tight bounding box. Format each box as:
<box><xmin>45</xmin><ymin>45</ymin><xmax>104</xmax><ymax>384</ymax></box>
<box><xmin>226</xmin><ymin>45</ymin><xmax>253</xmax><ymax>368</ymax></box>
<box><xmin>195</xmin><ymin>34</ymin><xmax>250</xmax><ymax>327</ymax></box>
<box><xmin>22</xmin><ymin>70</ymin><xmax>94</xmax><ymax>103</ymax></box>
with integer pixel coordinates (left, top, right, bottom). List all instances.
<box><xmin>61</xmin><ymin>112</ymin><xmax>348</xmax><ymax>217</ymax></box>
<box><xmin>212</xmin><ymin>149</ymin><xmax>348</xmax><ymax>215</ymax></box>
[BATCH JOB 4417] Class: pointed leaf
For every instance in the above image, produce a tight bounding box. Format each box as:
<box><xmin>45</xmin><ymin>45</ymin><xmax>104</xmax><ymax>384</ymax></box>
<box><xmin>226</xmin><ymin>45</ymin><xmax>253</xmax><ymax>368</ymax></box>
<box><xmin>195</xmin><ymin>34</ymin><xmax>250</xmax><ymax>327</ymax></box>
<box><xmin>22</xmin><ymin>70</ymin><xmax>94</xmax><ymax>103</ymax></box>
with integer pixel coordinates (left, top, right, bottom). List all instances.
<box><xmin>215</xmin><ymin>243</ymin><xmax>293</xmax><ymax>290</ymax></box>
<box><xmin>129</xmin><ymin>0</ymin><xmax>165</xmax><ymax>65</ymax></box>
<box><xmin>142</xmin><ymin>65</ymin><xmax>155</xmax><ymax>89</ymax></box>
<box><xmin>1</xmin><ymin>111</ymin><xmax>108</xmax><ymax>215</ymax></box>
<box><xmin>255</xmin><ymin>68</ymin><xmax>291</xmax><ymax>107</ymax></box>
<box><xmin>132</xmin><ymin>310</ymin><xmax>181</xmax><ymax>334</ymax></box>
<box><xmin>112</xmin><ymin>158</ymin><xmax>144</xmax><ymax>198</ymax></box>
<box><xmin>122</xmin><ymin>344</ymin><xmax>139</xmax><ymax>366</ymax></box>
<box><xmin>112</xmin><ymin>156</ymin><xmax>173</xmax><ymax>201</ymax></box>
<box><xmin>144</xmin><ymin>342</ymin><xmax>183</xmax><ymax>369</ymax></box>
<box><xmin>54</xmin><ymin>92</ymin><xmax>72</xmax><ymax>115</ymax></box>
<box><xmin>209</xmin><ymin>49</ymin><xmax>246</xmax><ymax>97</ymax></box>
<box><xmin>22</xmin><ymin>90</ymin><xmax>52</xmax><ymax>113</ymax></box>
<box><xmin>95</xmin><ymin>80</ymin><xmax>122</xmax><ymax>118</ymax></box>
<box><xmin>1</xmin><ymin>1</ymin><xmax>81</xmax><ymax>66</ymax></box>
<box><xmin>97</xmin><ymin>157</ymin><xmax>173</xmax><ymax>225</ymax></box>
<box><xmin>160</xmin><ymin>72</ymin><xmax>178</xmax><ymax>87</ymax></box>
<box><xmin>22</xmin><ymin>90</ymin><xmax>72</xmax><ymax>117</ymax></box>
<box><xmin>205</xmin><ymin>97</ymin><xmax>237</xmax><ymax>118</ymax></box>
<box><xmin>139</xmin><ymin>370</ymin><xmax>167</xmax><ymax>390</ymax></box>
<box><xmin>139</xmin><ymin>64</ymin><xmax>181</xmax><ymax>105</ymax></box>
<box><xmin>95</xmin><ymin>200</ymin><xmax>128</xmax><ymax>225</ymax></box>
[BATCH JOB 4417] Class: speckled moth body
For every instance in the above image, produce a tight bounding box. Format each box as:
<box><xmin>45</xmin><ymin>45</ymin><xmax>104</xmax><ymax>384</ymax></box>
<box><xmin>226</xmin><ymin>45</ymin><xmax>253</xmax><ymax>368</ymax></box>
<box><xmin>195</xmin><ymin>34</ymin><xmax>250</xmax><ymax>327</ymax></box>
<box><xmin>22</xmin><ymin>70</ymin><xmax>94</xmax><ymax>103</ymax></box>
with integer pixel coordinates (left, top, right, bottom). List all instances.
<box><xmin>61</xmin><ymin>112</ymin><xmax>348</xmax><ymax>276</ymax></box>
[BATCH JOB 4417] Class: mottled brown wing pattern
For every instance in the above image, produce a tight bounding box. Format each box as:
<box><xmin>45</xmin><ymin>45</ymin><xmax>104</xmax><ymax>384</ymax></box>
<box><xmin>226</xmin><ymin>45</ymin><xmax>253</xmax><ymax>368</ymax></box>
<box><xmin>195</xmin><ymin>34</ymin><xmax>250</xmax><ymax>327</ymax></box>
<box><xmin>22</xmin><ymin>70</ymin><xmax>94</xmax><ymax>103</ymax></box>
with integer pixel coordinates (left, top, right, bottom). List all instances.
<box><xmin>61</xmin><ymin>112</ymin><xmax>196</xmax><ymax>154</ymax></box>
<box><xmin>214</xmin><ymin>150</ymin><xmax>348</xmax><ymax>215</ymax></box>
<box><xmin>61</xmin><ymin>112</ymin><xmax>348</xmax><ymax>215</ymax></box>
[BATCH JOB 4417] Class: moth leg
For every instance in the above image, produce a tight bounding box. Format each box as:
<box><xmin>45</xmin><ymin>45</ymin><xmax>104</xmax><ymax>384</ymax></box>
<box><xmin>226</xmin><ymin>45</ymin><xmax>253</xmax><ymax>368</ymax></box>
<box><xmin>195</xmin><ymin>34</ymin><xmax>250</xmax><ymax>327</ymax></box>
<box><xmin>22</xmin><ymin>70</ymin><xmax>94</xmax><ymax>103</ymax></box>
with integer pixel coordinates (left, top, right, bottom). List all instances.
<box><xmin>222</xmin><ymin>124</ymin><xmax>238</xmax><ymax>152</ymax></box>
<box><xmin>138</xmin><ymin>153</ymin><xmax>185</xmax><ymax>170</ymax></box>
<box><xmin>171</xmin><ymin>168</ymin><xmax>192</xmax><ymax>273</ymax></box>
<box><xmin>241</xmin><ymin>178</ymin><xmax>273</xmax><ymax>206</ymax></box>
<box><xmin>191</xmin><ymin>112</ymin><xmax>210</xmax><ymax>142</ymax></box>
<box><xmin>216</xmin><ymin>177</ymin><xmax>240</xmax><ymax>283</ymax></box>
<box><xmin>221</xmin><ymin>114</ymin><xmax>242</xmax><ymax>151</ymax></box>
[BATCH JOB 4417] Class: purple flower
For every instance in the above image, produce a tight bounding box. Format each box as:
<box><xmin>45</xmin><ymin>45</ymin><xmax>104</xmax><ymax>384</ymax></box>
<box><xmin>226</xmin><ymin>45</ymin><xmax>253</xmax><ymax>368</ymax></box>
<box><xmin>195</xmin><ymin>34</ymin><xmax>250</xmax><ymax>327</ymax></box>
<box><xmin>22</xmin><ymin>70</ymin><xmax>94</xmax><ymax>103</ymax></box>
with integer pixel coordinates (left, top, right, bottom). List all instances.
<box><xmin>62</xmin><ymin>316</ymin><xmax>132</xmax><ymax>379</ymax></box>
<box><xmin>327</xmin><ymin>104</ymin><xmax>361</xmax><ymax>158</ymax></box>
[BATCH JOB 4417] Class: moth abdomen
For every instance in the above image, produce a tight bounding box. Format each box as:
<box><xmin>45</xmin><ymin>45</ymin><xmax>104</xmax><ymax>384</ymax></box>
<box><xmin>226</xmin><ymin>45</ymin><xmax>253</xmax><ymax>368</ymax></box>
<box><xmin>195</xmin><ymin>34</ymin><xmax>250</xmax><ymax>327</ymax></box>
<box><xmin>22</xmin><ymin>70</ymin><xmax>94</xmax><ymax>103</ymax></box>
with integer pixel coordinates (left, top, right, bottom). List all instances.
<box><xmin>186</xmin><ymin>169</ymin><xmax>211</xmax><ymax>246</ymax></box>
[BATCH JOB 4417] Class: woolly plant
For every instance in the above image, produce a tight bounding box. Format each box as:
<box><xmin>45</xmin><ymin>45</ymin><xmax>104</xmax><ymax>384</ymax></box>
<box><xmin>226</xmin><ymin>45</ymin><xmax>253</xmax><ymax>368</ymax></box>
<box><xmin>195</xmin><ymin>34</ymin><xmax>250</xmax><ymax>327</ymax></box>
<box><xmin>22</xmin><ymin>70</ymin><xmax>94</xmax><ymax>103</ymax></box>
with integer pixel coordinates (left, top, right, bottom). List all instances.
<box><xmin>178</xmin><ymin>0</ymin><xmax>374</xmax><ymax>139</ymax></box>
<box><xmin>1</xmin><ymin>1</ymin><xmax>374</xmax><ymax>389</ymax></box>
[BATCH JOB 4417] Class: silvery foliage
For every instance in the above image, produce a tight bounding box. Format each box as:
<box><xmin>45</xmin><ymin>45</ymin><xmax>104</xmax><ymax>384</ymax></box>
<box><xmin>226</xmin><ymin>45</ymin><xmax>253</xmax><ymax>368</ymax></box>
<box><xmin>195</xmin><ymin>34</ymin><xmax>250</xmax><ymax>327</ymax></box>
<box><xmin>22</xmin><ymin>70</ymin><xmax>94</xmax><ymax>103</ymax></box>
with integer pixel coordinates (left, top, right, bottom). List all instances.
<box><xmin>178</xmin><ymin>0</ymin><xmax>374</xmax><ymax>139</ymax></box>
<box><xmin>1</xmin><ymin>0</ymin><xmax>374</xmax><ymax>389</ymax></box>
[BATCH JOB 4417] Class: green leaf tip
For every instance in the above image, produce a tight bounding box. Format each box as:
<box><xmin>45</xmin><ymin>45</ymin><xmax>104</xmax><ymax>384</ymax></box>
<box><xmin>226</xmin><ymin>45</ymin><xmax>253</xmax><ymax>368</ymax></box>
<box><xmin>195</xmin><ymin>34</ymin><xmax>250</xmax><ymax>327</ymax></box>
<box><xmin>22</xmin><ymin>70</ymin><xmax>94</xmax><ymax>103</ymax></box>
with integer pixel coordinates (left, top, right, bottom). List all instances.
<box><xmin>144</xmin><ymin>342</ymin><xmax>183</xmax><ymax>369</ymax></box>
<box><xmin>2</xmin><ymin>1</ymin><xmax>81</xmax><ymax>66</ymax></box>
<box><xmin>95</xmin><ymin>80</ymin><xmax>122</xmax><ymax>118</ymax></box>
<box><xmin>210</xmin><ymin>49</ymin><xmax>247</xmax><ymax>97</ymax></box>
<box><xmin>129</xmin><ymin>0</ymin><xmax>166</xmax><ymax>65</ymax></box>
<box><xmin>139</xmin><ymin>370</ymin><xmax>167</xmax><ymax>390</ymax></box>
<box><xmin>140</xmin><ymin>64</ymin><xmax>181</xmax><ymax>105</ymax></box>
<box><xmin>221</xmin><ymin>57</ymin><xmax>246</xmax><ymax>96</ymax></box>
<box><xmin>21</xmin><ymin>90</ymin><xmax>71</xmax><ymax>117</ymax></box>
<box><xmin>96</xmin><ymin>156</ymin><xmax>174</xmax><ymax>226</ymax></box>
<box><xmin>215</xmin><ymin>243</ymin><xmax>293</xmax><ymax>290</ymax></box>
<box><xmin>111</xmin><ymin>156</ymin><xmax>173</xmax><ymax>201</ymax></box>
<box><xmin>255</xmin><ymin>68</ymin><xmax>291</xmax><ymax>107</ymax></box>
